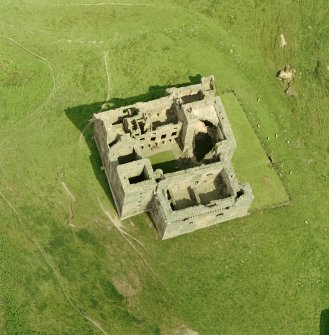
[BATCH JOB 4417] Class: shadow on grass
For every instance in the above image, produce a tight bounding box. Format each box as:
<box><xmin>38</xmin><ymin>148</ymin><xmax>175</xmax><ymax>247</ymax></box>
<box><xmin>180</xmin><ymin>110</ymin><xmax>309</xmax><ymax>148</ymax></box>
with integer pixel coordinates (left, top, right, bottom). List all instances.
<box><xmin>65</xmin><ymin>75</ymin><xmax>202</xmax><ymax>205</ymax></box>
<box><xmin>65</xmin><ymin>100</ymin><xmax>115</xmax><ymax>207</ymax></box>
<box><xmin>320</xmin><ymin>310</ymin><xmax>329</xmax><ymax>335</ymax></box>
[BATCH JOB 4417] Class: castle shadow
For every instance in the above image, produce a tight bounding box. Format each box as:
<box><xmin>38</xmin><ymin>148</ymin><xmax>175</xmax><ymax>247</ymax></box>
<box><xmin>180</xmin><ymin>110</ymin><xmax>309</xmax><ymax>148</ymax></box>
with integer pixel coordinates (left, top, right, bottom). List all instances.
<box><xmin>102</xmin><ymin>74</ymin><xmax>202</xmax><ymax>109</ymax></box>
<box><xmin>65</xmin><ymin>75</ymin><xmax>202</xmax><ymax>206</ymax></box>
<box><xmin>320</xmin><ymin>309</ymin><xmax>329</xmax><ymax>335</ymax></box>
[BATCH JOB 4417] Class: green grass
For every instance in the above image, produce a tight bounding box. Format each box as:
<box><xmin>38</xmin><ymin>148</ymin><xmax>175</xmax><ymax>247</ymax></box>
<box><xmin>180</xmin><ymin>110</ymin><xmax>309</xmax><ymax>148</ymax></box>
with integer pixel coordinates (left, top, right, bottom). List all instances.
<box><xmin>0</xmin><ymin>0</ymin><xmax>328</xmax><ymax>334</ymax></box>
<box><xmin>0</xmin><ymin>38</ymin><xmax>52</xmax><ymax>126</ymax></box>
<box><xmin>222</xmin><ymin>92</ymin><xmax>290</xmax><ymax>210</ymax></box>
<box><xmin>149</xmin><ymin>150</ymin><xmax>177</xmax><ymax>174</ymax></box>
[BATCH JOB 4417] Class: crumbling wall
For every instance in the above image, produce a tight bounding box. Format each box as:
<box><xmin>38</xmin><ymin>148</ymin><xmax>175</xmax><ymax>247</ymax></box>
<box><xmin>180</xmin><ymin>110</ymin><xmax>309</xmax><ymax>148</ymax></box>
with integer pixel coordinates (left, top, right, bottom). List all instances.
<box><xmin>116</xmin><ymin>159</ymin><xmax>156</xmax><ymax>218</ymax></box>
<box><xmin>149</xmin><ymin>162</ymin><xmax>253</xmax><ymax>239</ymax></box>
<box><xmin>93</xmin><ymin>75</ymin><xmax>254</xmax><ymax>239</ymax></box>
<box><xmin>136</xmin><ymin>123</ymin><xmax>182</xmax><ymax>150</ymax></box>
<box><xmin>152</xmin><ymin>182</ymin><xmax>253</xmax><ymax>240</ymax></box>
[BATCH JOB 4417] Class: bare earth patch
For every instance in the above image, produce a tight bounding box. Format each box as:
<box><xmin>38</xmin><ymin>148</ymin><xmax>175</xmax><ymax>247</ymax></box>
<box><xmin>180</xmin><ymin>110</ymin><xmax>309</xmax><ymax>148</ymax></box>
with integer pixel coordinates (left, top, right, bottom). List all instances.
<box><xmin>280</xmin><ymin>33</ymin><xmax>287</xmax><ymax>47</ymax></box>
<box><xmin>113</xmin><ymin>273</ymin><xmax>141</xmax><ymax>302</ymax></box>
<box><xmin>173</xmin><ymin>325</ymin><xmax>199</xmax><ymax>335</ymax></box>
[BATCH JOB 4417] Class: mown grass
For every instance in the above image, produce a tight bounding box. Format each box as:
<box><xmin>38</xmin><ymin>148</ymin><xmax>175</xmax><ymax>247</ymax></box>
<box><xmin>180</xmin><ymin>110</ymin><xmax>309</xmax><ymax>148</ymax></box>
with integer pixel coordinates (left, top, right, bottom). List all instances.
<box><xmin>0</xmin><ymin>0</ymin><xmax>328</xmax><ymax>334</ymax></box>
<box><xmin>222</xmin><ymin>92</ymin><xmax>290</xmax><ymax>210</ymax></box>
<box><xmin>149</xmin><ymin>150</ymin><xmax>177</xmax><ymax>174</ymax></box>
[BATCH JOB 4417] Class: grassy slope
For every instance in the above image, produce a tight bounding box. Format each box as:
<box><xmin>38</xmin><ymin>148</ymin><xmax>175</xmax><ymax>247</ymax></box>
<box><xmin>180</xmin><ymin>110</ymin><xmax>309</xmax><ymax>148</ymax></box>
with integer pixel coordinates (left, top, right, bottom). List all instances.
<box><xmin>0</xmin><ymin>38</ymin><xmax>52</xmax><ymax>125</ymax></box>
<box><xmin>0</xmin><ymin>0</ymin><xmax>328</xmax><ymax>334</ymax></box>
<box><xmin>222</xmin><ymin>93</ymin><xmax>289</xmax><ymax>210</ymax></box>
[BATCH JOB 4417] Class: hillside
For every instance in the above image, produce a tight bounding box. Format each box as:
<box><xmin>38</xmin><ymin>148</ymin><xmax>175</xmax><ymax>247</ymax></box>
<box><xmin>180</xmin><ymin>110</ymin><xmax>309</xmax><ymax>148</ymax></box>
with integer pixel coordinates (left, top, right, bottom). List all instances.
<box><xmin>0</xmin><ymin>1</ymin><xmax>328</xmax><ymax>334</ymax></box>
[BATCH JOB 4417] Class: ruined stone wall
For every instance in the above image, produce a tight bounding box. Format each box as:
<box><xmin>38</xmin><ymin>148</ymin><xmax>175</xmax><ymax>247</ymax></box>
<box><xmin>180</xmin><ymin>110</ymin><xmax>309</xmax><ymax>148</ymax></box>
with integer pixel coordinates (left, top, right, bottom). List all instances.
<box><xmin>213</xmin><ymin>97</ymin><xmax>237</xmax><ymax>162</ymax></box>
<box><xmin>136</xmin><ymin>123</ymin><xmax>182</xmax><ymax>150</ymax></box>
<box><xmin>149</xmin><ymin>161</ymin><xmax>253</xmax><ymax>239</ymax></box>
<box><xmin>178</xmin><ymin>105</ymin><xmax>198</xmax><ymax>156</ymax></box>
<box><xmin>152</xmin><ymin>182</ymin><xmax>253</xmax><ymax>240</ymax></box>
<box><xmin>92</xmin><ymin>75</ymin><xmax>254</xmax><ymax>239</ymax></box>
<box><xmin>116</xmin><ymin>159</ymin><xmax>156</xmax><ymax>218</ymax></box>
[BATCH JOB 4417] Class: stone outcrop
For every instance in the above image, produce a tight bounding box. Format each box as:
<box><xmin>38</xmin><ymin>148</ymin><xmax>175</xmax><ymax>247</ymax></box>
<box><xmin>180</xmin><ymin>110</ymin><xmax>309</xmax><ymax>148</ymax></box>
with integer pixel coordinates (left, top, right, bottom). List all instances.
<box><xmin>93</xmin><ymin>76</ymin><xmax>253</xmax><ymax>239</ymax></box>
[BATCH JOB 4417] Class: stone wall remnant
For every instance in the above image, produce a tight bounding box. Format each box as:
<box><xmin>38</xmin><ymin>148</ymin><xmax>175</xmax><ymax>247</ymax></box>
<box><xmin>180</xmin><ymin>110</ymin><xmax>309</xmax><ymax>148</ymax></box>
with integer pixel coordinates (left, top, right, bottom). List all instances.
<box><xmin>93</xmin><ymin>76</ymin><xmax>254</xmax><ymax>239</ymax></box>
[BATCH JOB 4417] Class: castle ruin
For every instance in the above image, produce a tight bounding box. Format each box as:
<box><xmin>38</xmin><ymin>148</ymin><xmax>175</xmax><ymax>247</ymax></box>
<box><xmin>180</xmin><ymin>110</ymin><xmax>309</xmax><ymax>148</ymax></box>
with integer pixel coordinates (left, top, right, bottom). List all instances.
<box><xmin>93</xmin><ymin>76</ymin><xmax>253</xmax><ymax>239</ymax></box>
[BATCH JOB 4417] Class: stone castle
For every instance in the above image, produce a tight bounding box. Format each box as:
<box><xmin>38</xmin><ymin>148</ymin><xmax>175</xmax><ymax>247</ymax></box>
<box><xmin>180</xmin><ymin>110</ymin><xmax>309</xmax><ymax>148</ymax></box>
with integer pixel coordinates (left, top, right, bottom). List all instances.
<box><xmin>93</xmin><ymin>76</ymin><xmax>253</xmax><ymax>239</ymax></box>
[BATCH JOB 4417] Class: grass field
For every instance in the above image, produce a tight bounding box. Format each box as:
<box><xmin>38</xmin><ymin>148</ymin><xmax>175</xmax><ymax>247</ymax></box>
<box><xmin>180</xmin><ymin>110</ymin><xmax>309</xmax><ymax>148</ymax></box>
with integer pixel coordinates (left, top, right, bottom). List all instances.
<box><xmin>149</xmin><ymin>150</ymin><xmax>177</xmax><ymax>174</ymax></box>
<box><xmin>222</xmin><ymin>92</ymin><xmax>290</xmax><ymax>210</ymax></box>
<box><xmin>0</xmin><ymin>0</ymin><xmax>328</xmax><ymax>334</ymax></box>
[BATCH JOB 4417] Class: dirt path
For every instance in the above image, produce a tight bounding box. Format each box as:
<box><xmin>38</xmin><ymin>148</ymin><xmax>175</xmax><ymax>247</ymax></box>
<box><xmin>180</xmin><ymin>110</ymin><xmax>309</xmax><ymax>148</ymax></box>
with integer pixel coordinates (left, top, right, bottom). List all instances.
<box><xmin>61</xmin><ymin>181</ymin><xmax>76</xmax><ymax>202</ymax></box>
<box><xmin>0</xmin><ymin>34</ymin><xmax>56</xmax><ymax>88</ymax></box>
<box><xmin>51</xmin><ymin>2</ymin><xmax>155</xmax><ymax>7</ymax></box>
<box><xmin>28</xmin><ymin>28</ymin><xmax>105</xmax><ymax>47</ymax></box>
<box><xmin>97</xmin><ymin>198</ymin><xmax>172</xmax><ymax>295</ymax></box>
<box><xmin>0</xmin><ymin>34</ymin><xmax>57</xmax><ymax>140</ymax></box>
<box><xmin>61</xmin><ymin>182</ymin><xmax>77</xmax><ymax>227</ymax></box>
<box><xmin>103</xmin><ymin>51</ymin><xmax>111</xmax><ymax>103</ymax></box>
<box><xmin>2</xmin><ymin>20</ymin><xmax>106</xmax><ymax>46</ymax></box>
